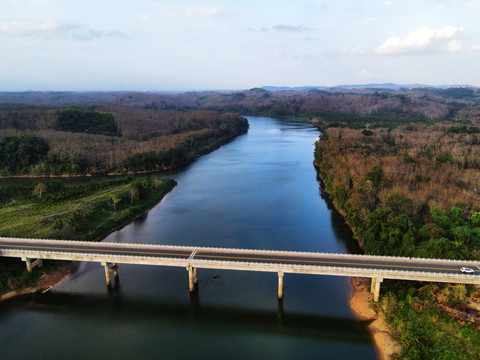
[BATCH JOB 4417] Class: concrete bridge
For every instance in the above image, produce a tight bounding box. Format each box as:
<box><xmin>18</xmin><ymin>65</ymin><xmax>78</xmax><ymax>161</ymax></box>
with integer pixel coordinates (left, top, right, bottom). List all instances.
<box><xmin>1</xmin><ymin>237</ymin><xmax>480</xmax><ymax>302</ymax></box>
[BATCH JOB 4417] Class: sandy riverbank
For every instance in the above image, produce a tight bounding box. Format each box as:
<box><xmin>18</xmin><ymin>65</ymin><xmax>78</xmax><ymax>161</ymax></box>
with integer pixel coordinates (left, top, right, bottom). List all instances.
<box><xmin>350</xmin><ymin>277</ymin><xmax>401</xmax><ymax>360</ymax></box>
<box><xmin>0</xmin><ymin>263</ymin><xmax>75</xmax><ymax>303</ymax></box>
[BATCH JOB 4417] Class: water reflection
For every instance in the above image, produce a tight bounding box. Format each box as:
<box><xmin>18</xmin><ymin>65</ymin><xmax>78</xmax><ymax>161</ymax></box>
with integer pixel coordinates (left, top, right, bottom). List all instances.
<box><xmin>1</xmin><ymin>291</ymin><xmax>374</xmax><ymax>346</ymax></box>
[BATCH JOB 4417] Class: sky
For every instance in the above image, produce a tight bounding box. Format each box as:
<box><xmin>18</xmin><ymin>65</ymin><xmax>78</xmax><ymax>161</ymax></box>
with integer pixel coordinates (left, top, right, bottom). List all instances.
<box><xmin>1</xmin><ymin>0</ymin><xmax>480</xmax><ymax>91</ymax></box>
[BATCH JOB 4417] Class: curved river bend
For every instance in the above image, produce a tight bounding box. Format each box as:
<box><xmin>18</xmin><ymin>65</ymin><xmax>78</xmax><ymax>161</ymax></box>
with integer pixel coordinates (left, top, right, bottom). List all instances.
<box><xmin>0</xmin><ymin>116</ymin><xmax>377</xmax><ymax>360</ymax></box>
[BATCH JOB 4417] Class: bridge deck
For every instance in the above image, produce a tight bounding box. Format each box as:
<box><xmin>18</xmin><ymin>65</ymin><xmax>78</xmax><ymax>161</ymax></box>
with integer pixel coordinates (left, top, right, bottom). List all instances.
<box><xmin>1</xmin><ymin>237</ymin><xmax>479</xmax><ymax>285</ymax></box>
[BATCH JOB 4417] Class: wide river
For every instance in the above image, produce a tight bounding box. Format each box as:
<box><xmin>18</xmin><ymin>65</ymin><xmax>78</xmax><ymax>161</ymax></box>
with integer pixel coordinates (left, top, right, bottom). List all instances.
<box><xmin>0</xmin><ymin>116</ymin><xmax>378</xmax><ymax>359</ymax></box>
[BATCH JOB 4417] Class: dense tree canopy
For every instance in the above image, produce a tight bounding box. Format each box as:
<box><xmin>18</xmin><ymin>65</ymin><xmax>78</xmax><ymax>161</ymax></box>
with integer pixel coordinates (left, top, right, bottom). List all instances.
<box><xmin>56</xmin><ymin>108</ymin><xmax>118</xmax><ymax>136</ymax></box>
<box><xmin>0</xmin><ymin>134</ymin><xmax>49</xmax><ymax>173</ymax></box>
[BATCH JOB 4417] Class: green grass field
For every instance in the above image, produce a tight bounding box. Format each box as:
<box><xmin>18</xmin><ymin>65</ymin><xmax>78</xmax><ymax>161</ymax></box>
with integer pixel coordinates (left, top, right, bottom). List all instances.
<box><xmin>0</xmin><ymin>176</ymin><xmax>176</xmax><ymax>293</ymax></box>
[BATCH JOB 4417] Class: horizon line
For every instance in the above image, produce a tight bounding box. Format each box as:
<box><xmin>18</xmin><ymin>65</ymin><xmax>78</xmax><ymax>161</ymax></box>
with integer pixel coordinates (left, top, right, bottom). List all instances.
<box><xmin>0</xmin><ymin>83</ymin><xmax>477</xmax><ymax>93</ymax></box>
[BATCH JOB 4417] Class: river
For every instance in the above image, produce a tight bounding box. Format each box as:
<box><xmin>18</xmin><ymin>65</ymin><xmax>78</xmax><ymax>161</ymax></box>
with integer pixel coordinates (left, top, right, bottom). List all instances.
<box><xmin>0</xmin><ymin>116</ymin><xmax>378</xmax><ymax>359</ymax></box>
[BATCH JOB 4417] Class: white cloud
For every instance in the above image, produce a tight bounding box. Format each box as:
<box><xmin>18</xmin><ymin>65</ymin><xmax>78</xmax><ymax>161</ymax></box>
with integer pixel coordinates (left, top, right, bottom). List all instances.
<box><xmin>142</xmin><ymin>4</ymin><xmax>228</xmax><ymax>20</ymax></box>
<box><xmin>1</xmin><ymin>19</ymin><xmax>64</xmax><ymax>36</ymax></box>
<box><xmin>358</xmin><ymin>17</ymin><xmax>379</xmax><ymax>25</ymax></box>
<box><xmin>273</xmin><ymin>24</ymin><xmax>313</xmax><ymax>32</ymax></box>
<box><xmin>447</xmin><ymin>40</ymin><xmax>463</xmax><ymax>53</ymax></box>
<box><xmin>334</xmin><ymin>13</ymin><xmax>357</xmax><ymax>20</ymax></box>
<box><xmin>0</xmin><ymin>19</ymin><xmax>127</xmax><ymax>41</ymax></box>
<box><xmin>358</xmin><ymin>69</ymin><xmax>372</xmax><ymax>78</ymax></box>
<box><xmin>374</xmin><ymin>25</ymin><xmax>464</xmax><ymax>55</ymax></box>
<box><xmin>178</xmin><ymin>5</ymin><xmax>222</xmax><ymax>18</ymax></box>
<box><xmin>466</xmin><ymin>1</ymin><xmax>480</xmax><ymax>8</ymax></box>
<box><xmin>472</xmin><ymin>44</ymin><xmax>480</xmax><ymax>51</ymax></box>
<box><xmin>8</xmin><ymin>0</ymin><xmax>53</xmax><ymax>4</ymax></box>
<box><xmin>343</xmin><ymin>45</ymin><xmax>368</xmax><ymax>55</ymax></box>
<box><xmin>434</xmin><ymin>25</ymin><xmax>462</xmax><ymax>39</ymax></box>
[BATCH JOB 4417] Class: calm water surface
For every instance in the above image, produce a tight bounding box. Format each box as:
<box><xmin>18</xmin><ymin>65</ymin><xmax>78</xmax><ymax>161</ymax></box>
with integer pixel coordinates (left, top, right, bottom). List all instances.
<box><xmin>0</xmin><ymin>116</ymin><xmax>377</xmax><ymax>359</ymax></box>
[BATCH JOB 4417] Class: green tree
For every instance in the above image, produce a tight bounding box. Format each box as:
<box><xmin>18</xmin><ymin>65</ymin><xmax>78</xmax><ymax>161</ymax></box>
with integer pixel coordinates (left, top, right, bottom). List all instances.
<box><xmin>358</xmin><ymin>208</ymin><xmax>391</xmax><ymax>255</ymax></box>
<box><xmin>365</xmin><ymin>165</ymin><xmax>384</xmax><ymax>190</ymax></box>
<box><xmin>129</xmin><ymin>183</ymin><xmax>140</xmax><ymax>204</ymax></box>
<box><xmin>109</xmin><ymin>194</ymin><xmax>121</xmax><ymax>212</ymax></box>
<box><xmin>33</xmin><ymin>183</ymin><xmax>47</xmax><ymax>198</ymax></box>
<box><xmin>471</xmin><ymin>212</ymin><xmax>480</xmax><ymax>227</ymax></box>
<box><xmin>56</xmin><ymin>109</ymin><xmax>118</xmax><ymax>136</ymax></box>
<box><xmin>0</xmin><ymin>134</ymin><xmax>49</xmax><ymax>174</ymax></box>
<box><xmin>385</xmin><ymin>190</ymin><xmax>414</xmax><ymax>217</ymax></box>
<box><xmin>444</xmin><ymin>240</ymin><xmax>468</xmax><ymax>260</ymax></box>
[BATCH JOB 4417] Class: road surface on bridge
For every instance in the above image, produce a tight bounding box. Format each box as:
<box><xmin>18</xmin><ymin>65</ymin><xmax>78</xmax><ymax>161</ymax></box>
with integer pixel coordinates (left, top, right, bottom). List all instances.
<box><xmin>1</xmin><ymin>237</ymin><xmax>478</xmax><ymax>278</ymax></box>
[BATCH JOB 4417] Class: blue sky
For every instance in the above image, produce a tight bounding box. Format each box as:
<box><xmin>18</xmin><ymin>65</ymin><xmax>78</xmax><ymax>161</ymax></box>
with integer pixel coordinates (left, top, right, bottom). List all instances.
<box><xmin>1</xmin><ymin>0</ymin><xmax>480</xmax><ymax>91</ymax></box>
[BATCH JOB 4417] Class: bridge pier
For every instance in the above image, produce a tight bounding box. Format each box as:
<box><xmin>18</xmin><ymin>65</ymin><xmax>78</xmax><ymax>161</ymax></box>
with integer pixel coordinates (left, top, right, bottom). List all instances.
<box><xmin>278</xmin><ymin>272</ymin><xmax>284</xmax><ymax>300</ymax></box>
<box><xmin>371</xmin><ymin>277</ymin><xmax>383</xmax><ymax>302</ymax></box>
<box><xmin>187</xmin><ymin>267</ymin><xmax>198</xmax><ymax>293</ymax></box>
<box><xmin>22</xmin><ymin>257</ymin><xmax>42</xmax><ymax>273</ymax></box>
<box><xmin>102</xmin><ymin>262</ymin><xmax>118</xmax><ymax>287</ymax></box>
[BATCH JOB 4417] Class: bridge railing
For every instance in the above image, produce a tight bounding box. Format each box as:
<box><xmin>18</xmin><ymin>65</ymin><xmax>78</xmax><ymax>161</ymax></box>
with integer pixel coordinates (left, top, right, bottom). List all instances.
<box><xmin>3</xmin><ymin>247</ymin><xmax>480</xmax><ymax>285</ymax></box>
<box><xmin>2</xmin><ymin>236</ymin><xmax>480</xmax><ymax>267</ymax></box>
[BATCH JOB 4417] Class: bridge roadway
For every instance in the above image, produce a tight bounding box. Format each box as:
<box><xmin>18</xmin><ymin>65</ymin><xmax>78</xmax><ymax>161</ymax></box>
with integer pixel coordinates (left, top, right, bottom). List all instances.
<box><xmin>1</xmin><ymin>237</ymin><xmax>480</xmax><ymax>301</ymax></box>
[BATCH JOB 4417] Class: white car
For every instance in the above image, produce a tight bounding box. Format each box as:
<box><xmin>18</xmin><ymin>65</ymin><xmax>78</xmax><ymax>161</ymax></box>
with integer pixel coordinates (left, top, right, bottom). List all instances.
<box><xmin>460</xmin><ymin>266</ymin><xmax>475</xmax><ymax>274</ymax></box>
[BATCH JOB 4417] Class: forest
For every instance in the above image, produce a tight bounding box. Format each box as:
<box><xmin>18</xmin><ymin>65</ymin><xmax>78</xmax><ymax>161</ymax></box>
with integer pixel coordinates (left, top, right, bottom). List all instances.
<box><xmin>314</xmin><ymin>119</ymin><xmax>480</xmax><ymax>358</ymax></box>
<box><xmin>1</xmin><ymin>86</ymin><xmax>479</xmax><ymax>125</ymax></box>
<box><xmin>0</xmin><ymin>104</ymin><xmax>248</xmax><ymax>176</ymax></box>
<box><xmin>56</xmin><ymin>108</ymin><xmax>119</xmax><ymax>136</ymax></box>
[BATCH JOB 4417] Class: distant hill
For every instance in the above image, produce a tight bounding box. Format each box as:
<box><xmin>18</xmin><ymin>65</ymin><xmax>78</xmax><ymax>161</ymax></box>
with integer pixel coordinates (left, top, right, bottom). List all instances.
<box><xmin>0</xmin><ymin>86</ymin><xmax>479</xmax><ymax>130</ymax></box>
<box><xmin>261</xmin><ymin>83</ymin><xmax>474</xmax><ymax>91</ymax></box>
<box><xmin>260</xmin><ymin>86</ymin><xmax>329</xmax><ymax>91</ymax></box>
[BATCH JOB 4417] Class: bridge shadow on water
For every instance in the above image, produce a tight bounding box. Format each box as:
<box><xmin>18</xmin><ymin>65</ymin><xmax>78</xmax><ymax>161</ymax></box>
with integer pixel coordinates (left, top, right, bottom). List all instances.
<box><xmin>3</xmin><ymin>287</ymin><xmax>374</xmax><ymax>347</ymax></box>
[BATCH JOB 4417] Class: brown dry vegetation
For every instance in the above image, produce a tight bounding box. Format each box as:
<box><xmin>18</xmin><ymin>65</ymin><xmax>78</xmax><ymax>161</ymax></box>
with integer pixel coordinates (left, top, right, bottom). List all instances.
<box><xmin>2</xmin><ymin>87</ymin><xmax>479</xmax><ymax>123</ymax></box>
<box><xmin>316</xmin><ymin>123</ymin><xmax>480</xmax><ymax>359</ymax></box>
<box><xmin>0</xmin><ymin>105</ymin><xmax>248</xmax><ymax>175</ymax></box>
<box><xmin>322</xmin><ymin>124</ymin><xmax>480</xmax><ymax>215</ymax></box>
<box><xmin>456</xmin><ymin>105</ymin><xmax>480</xmax><ymax>122</ymax></box>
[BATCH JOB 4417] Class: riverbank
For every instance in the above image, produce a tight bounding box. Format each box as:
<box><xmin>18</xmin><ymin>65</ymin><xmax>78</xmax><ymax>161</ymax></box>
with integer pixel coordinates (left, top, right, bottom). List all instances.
<box><xmin>0</xmin><ymin>169</ymin><xmax>162</xmax><ymax>179</ymax></box>
<box><xmin>0</xmin><ymin>178</ymin><xmax>176</xmax><ymax>240</ymax></box>
<box><xmin>0</xmin><ymin>180</ymin><xmax>175</xmax><ymax>302</ymax></box>
<box><xmin>0</xmin><ymin>177</ymin><xmax>177</xmax><ymax>298</ymax></box>
<box><xmin>350</xmin><ymin>278</ymin><xmax>400</xmax><ymax>360</ymax></box>
<box><xmin>314</xmin><ymin>164</ymin><xmax>400</xmax><ymax>359</ymax></box>
<box><xmin>0</xmin><ymin>262</ymin><xmax>75</xmax><ymax>303</ymax></box>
